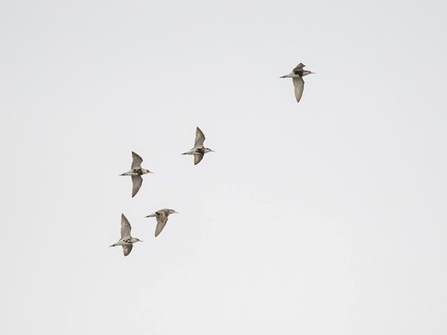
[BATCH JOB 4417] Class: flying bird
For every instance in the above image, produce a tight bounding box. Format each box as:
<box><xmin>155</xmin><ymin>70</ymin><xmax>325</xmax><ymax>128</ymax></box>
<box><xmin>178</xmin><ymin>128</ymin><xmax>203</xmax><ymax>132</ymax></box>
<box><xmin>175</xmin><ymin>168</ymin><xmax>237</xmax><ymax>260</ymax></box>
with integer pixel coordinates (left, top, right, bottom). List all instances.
<box><xmin>120</xmin><ymin>151</ymin><xmax>152</xmax><ymax>197</ymax></box>
<box><xmin>280</xmin><ymin>63</ymin><xmax>314</xmax><ymax>103</ymax></box>
<box><xmin>145</xmin><ymin>208</ymin><xmax>179</xmax><ymax>237</ymax></box>
<box><xmin>110</xmin><ymin>214</ymin><xmax>143</xmax><ymax>256</ymax></box>
<box><xmin>181</xmin><ymin>127</ymin><xmax>214</xmax><ymax>165</ymax></box>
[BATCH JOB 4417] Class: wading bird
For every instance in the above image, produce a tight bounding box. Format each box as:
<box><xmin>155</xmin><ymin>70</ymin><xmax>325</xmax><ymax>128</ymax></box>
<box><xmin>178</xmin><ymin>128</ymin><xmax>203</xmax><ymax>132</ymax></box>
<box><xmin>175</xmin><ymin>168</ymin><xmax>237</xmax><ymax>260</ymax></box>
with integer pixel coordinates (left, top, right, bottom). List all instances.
<box><xmin>280</xmin><ymin>63</ymin><xmax>314</xmax><ymax>103</ymax></box>
<box><xmin>182</xmin><ymin>127</ymin><xmax>214</xmax><ymax>165</ymax></box>
<box><xmin>145</xmin><ymin>208</ymin><xmax>179</xmax><ymax>237</ymax></box>
<box><xmin>120</xmin><ymin>151</ymin><xmax>152</xmax><ymax>197</ymax></box>
<box><xmin>110</xmin><ymin>214</ymin><xmax>143</xmax><ymax>256</ymax></box>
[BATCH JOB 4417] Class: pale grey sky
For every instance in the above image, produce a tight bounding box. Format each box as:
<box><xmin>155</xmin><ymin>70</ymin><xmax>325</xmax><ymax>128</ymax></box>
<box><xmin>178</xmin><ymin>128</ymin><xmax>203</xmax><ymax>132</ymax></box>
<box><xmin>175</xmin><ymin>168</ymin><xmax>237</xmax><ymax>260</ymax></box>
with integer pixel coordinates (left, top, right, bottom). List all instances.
<box><xmin>1</xmin><ymin>0</ymin><xmax>446</xmax><ymax>334</ymax></box>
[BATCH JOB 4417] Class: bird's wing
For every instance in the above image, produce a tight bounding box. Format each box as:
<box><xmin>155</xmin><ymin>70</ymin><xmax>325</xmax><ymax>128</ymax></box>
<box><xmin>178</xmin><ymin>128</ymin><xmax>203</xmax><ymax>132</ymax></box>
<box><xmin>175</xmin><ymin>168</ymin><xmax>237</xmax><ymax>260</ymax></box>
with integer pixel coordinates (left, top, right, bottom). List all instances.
<box><xmin>131</xmin><ymin>152</ymin><xmax>143</xmax><ymax>169</ymax></box>
<box><xmin>155</xmin><ymin>212</ymin><xmax>169</xmax><ymax>237</ymax></box>
<box><xmin>121</xmin><ymin>214</ymin><xmax>132</xmax><ymax>239</ymax></box>
<box><xmin>131</xmin><ymin>175</ymin><xmax>143</xmax><ymax>198</ymax></box>
<box><xmin>122</xmin><ymin>244</ymin><xmax>133</xmax><ymax>256</ymax></box>
<box><xmin>194</xmin><ymin>153</ymin><xmax>204</xmax><ymax>165</ymax></box>
<box><xmin>292</xmin><ymin>76</ymin><xmax>305</xmax><ymax>103</ymax></box>
<box><xmin>194</xmin><ymin>127</ymin><xmax>206</xmax><ymax>148</ymax></box>
<box><xmin>293</xmin><ymin>63</ymin><xmax>305</xmax><ymax>73</ymax></box>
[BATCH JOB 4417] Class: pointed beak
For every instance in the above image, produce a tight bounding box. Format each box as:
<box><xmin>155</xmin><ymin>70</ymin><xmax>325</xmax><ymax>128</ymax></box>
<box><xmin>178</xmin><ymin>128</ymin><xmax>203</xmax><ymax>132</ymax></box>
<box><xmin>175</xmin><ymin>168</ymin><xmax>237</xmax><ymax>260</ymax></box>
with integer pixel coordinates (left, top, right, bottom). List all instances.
<box><xmin>173</xmin><ymin>211</ymin><xmax>179</xmax><ymax>214</ymax></box>
<box><xmin>146</xmin><ymin>213</ymin><xmax>156</xmax><ymax>218</ymax></box>
<box><xmin>139</xmin><ymin>240</ymin><xmax>144</xmax><ymax>243</ymax></box>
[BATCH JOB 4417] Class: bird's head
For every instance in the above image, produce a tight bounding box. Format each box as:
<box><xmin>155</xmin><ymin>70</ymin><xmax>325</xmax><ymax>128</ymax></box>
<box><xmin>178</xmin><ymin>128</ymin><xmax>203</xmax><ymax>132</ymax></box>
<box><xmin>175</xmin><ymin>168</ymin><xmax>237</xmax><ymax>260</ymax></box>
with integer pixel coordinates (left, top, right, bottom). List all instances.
<box><xmin>142</xmin><ymin>168</ymin><xmax>153</xmax><ymax>174</ymax></box>
<box><xmin>302</xmin><ymin>70</ymin><xmax>315</xmax><ymax>76</ymax></box>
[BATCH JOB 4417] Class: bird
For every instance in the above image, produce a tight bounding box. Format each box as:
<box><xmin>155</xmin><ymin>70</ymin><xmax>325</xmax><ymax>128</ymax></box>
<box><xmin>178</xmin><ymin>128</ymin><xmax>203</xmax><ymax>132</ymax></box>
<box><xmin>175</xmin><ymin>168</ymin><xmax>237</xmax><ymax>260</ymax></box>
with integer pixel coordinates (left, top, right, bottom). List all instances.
<box><xmin>120</xmin><ymin>151</ymin><xmax>152</xmax><ymax>197</ymax></box>
<box><xmin>280</xmin><ymin>63</ymin><xmax>314</xmax><ymax>103</ymax></box>
<box><xmin>181</xmin><ymin>127</ymin><xmax>214</xmax><ymax>165</ymax></box>
<box><xmin>110</xmin><ymin>214</ymin><xmax>143</xmax><ymax>256</ymax></box>
<box><xmin>145</xmin><ymin>208</ymin><xmax>179</xmax><ymax>237</ymax></box>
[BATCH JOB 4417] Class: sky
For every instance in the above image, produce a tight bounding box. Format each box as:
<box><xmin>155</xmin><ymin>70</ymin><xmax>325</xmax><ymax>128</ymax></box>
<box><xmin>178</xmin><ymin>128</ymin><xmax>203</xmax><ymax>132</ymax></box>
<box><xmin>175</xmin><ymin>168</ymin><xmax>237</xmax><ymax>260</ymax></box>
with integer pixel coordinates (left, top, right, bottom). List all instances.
<box><xmin>1</xmin><ymin>0</ymin><xmax>447</xmax><ymax>334</ymax></box>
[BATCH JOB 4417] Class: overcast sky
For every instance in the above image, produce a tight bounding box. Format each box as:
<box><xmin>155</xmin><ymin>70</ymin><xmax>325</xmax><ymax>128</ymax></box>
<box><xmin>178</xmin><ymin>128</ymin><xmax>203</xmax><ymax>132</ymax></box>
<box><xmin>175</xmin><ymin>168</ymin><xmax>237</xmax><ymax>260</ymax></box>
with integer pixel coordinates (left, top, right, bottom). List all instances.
<box><xmin>1</xmin><ymin>0</ymin><xmax>447</xmax><ymax>334</ymax></box>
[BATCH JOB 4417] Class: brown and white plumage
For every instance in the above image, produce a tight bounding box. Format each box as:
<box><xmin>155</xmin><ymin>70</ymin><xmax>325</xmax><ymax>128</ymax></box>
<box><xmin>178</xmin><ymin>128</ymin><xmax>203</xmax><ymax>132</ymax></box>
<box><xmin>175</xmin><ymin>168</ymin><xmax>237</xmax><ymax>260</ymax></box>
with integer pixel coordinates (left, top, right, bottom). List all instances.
<box><xmin>145</xmin><ymin>208</ymin><xmax>179</xmax><ymax>237</ymax></box>
<box><xmin>120</xmin><ymin>151</ymin><xmax>152</xmax><ymax>197</ymax></box>
<box><xmin>110</xmin><ymin>214</ymin><xmax>143</xmax><ymax>256</ymax></box>
<box><xmin>280</xmin><ymin>63</ymin><xmax>314</xmax><ymax>103</ymax></box>
<box><xmin>181</xmin><ymin>127</ymin><xmax>214</xmax><ymax>165</ymax></box>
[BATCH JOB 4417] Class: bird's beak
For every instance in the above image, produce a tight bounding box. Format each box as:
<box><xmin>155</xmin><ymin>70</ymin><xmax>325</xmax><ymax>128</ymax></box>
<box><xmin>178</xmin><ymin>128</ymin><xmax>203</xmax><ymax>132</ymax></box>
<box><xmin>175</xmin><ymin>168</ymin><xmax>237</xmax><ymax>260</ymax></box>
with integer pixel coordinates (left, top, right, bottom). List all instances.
<box><xmin>173</xmin><ymin>211</ymin><xmax>179</xmax><ymax>214</ymax></box>
<box><xmin>139</xmin><ymin>240</ymin><xmax>144</xmax><ymax>243</ymax></box>
<box><xmin>146</xmin><ymin>213</ymin><xmax>156</xmax><ymax>218</ymax></box>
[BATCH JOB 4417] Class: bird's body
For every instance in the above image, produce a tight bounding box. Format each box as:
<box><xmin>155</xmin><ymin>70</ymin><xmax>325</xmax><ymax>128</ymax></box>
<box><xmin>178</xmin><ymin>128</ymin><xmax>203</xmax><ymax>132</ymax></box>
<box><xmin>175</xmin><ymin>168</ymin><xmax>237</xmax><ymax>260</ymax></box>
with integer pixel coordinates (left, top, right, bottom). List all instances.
<box><xmin>182</xmin><ymin>127</ymin><xmax>214</xmax><ymax>165</ymax></box>
<box><xmin>120</xmin><ymin>151</ymin><xmax>152</xmax><ymax>197</ymax></box>
<box><xmin>110</xmin><ymin>214</ymin><xmax>143</xmax><ymax>256</ymax></box>
<box><xmin>145</xmin><ymin>208</ymin><xmax>179</xmax><ymax>237</ymax></box>
<box><xmin>280</xmin><ymin>63</ymin><xmax>314</xmax><ymax>103</ymax></box>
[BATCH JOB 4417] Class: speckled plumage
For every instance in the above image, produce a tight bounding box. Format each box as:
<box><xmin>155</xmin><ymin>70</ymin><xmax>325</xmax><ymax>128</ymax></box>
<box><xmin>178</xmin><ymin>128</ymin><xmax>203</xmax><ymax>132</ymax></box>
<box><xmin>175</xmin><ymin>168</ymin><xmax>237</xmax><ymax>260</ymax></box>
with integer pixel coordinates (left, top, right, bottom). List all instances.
<box><xmin>110</xmin><ymin>214</ymin><xmax>143</xmax><ymax>256</ymax></box>
<box><xmin>182</xmin><ymin>127</ymin><xmax>214</xmax><ymax>165</ymax></box>
<box><xmin>145</xmin><ymin>208</ymin><xmax>179</xmax><ymax>237</ymax></box>
<box><xmin>280</xmin><ymin>63</ymin><xmax>314</xmax><ymax>103</ymax></box>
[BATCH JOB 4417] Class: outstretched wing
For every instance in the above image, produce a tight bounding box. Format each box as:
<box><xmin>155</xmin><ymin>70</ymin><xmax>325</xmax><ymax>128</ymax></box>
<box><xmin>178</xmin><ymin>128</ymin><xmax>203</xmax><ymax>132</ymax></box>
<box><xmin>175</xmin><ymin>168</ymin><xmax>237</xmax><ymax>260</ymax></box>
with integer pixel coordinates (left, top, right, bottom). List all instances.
<box><xmin>122</xmin><ymin>244</ymin><xmax>133</xmax><ymax>256</ymax></box>
<box><xmin>194</xmin><ymin>153</ymin><xmax>204</xmax><ymax>165</ymax></box>
<box><xmin>155</xmin><ymin>212</ymin><xmax>169</xmax><ymax>237</ymax></box>
<box><xmin>131</xmin><ymin>151</ymin><xmax>143</xmax><ymax>169</ymax></box>
<box><xmin>131</xmin><ymin>175</ymin><xmax>143</xmax><ymax>198</ymax></box>
<box><xmin>194</xmin><ymin>127</ymin><xmax>206</xmax><ymax>148</ymax></box>
<box><xmin>292</xmin><ymin>76</ymin><xmax>305</xmax><ymax>103</ymax></box>
<box><xmin>121</xmin><ymin>214</ymin><xmax>132</xmax><ymax>239</ymax></box>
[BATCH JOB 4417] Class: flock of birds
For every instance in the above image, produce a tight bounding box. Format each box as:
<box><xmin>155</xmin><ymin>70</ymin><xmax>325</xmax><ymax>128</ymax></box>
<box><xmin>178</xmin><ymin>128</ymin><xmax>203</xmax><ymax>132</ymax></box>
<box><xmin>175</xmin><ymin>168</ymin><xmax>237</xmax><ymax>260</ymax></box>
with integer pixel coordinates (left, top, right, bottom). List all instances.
<box><xmin>110</xmin><ymin>62</ymin><xmax>314</xmax><ymax>256</ymax></box>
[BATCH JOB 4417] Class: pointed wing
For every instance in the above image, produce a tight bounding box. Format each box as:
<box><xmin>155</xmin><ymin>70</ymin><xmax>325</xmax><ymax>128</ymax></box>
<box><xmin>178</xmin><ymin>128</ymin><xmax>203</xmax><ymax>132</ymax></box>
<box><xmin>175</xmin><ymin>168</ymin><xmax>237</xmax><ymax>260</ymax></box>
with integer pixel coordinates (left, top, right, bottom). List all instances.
<box><xmin>155</xmin><ymin>212</ymin><xmax>169</xmax><ymax>237</ymax></box>
<box><xmin>194</xmin><ymin>127</ymin><xmax>206</xmax><ymax>148</ymax></box>
<box><xmin>292</xmin><ymin>76</ymin><xmax>305</xmax><ymax>103</ymax></box>
<box><xmin>122</xmin><ymin>244</ymin><xmax>133</xmax><ymax>256</ymax></box>
<box><xmin>131</xmin><ymin>152</ymin><xmax>143</xmax><ymax>169</ymax></box>
<box><xmin>121</xmin><ymin>214</ymin><xmax>132</xmax><ymax>239</ymax></box>
<box><xmin>131</xmin><ymin>175</ymin><xmax>143</xmax><ymax>197</ymax></box>
<box><xmin>194</xmin><ymin>153</ymin><xmax>204</xmax><ymax>165</ymax></box>
<box><xmin>293</xmin><ymin>63</ymin><xmax>305</xmax><ymax>73</ymax></box>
